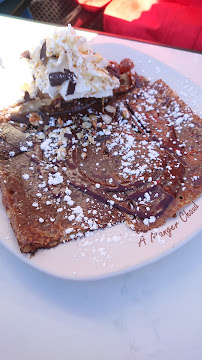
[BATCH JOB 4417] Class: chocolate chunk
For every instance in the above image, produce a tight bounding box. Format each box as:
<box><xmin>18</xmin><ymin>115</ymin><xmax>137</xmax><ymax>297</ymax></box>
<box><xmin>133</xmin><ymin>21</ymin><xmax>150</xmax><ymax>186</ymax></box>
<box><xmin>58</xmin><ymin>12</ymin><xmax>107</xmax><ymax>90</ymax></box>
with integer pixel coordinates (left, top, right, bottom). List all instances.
<box><xmin>40</xmin><ymin>40</ymin><xmax>47</xmax><ymax>66</ymax></box>
<box><xmin>66</xmin><ymin>79</ymin><xmax>76</xmax><ymax>95</ymax></box>
<box><xmin>20</xmin><ymin>50</ymin><xmax>31</xmax><ymax>60</ymax></box>
<box><xmin>49</xmin><ymin>68</ymin><xmax>76</xmax><ymax>87</ymax></box>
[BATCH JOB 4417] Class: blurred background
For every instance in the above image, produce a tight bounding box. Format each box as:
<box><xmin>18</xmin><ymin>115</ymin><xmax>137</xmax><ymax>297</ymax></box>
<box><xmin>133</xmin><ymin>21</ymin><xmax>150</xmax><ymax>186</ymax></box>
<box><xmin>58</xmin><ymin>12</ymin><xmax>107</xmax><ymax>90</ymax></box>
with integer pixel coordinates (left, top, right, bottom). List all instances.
<box><xmin>0</xmin><ymin>0</ymin><xmax>202</xmax><ymax>51</ymax></box>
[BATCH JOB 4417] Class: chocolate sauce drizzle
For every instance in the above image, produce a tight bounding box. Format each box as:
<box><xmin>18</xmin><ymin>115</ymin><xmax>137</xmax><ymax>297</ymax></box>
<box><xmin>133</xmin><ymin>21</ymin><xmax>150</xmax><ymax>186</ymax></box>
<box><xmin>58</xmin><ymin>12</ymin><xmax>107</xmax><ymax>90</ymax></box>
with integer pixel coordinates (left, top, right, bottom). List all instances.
<box><xmin>1</xmin><ymin>67</ymin><xmax>201</xmax><ymax>228</ymax></box>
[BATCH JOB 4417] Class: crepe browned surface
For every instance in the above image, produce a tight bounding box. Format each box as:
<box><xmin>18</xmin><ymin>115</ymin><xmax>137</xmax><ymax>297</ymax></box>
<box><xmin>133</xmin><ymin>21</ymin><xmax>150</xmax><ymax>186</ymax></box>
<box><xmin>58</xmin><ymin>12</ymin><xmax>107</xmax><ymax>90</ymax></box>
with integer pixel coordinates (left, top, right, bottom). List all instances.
<box><xmin>0</xmin><ymin>74</ymin><xmax>201</xmax><ymax>253</ymax></box>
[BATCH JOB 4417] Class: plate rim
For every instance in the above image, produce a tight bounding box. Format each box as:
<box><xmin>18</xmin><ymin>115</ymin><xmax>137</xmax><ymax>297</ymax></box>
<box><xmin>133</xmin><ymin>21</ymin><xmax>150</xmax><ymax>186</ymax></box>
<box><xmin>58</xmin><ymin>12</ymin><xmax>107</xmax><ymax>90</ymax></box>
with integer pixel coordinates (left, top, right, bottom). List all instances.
<box><xmin>0</xmin><ymin>40</ymin><xmax>202</xmax><ymax>281</ymax></box>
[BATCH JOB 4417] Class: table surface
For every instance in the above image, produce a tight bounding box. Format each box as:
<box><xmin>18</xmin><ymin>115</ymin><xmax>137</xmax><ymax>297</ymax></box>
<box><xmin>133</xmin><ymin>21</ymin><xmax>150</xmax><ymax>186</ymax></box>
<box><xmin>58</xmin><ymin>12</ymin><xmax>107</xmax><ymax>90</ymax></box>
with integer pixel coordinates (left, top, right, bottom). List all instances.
<box><xmin>0</xmin><ymin>16</ymin><xmax>202</xmax><ymax>360</ymax></box>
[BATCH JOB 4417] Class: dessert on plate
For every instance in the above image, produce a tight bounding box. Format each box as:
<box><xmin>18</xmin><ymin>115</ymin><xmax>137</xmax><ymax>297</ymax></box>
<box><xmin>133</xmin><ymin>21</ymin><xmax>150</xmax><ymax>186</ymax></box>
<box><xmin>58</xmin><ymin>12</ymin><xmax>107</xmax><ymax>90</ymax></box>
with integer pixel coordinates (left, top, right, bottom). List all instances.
<box><xmin>0</xmin><ymin>25</ymin><xmax>201</xmax><ymax>253</ymax></box>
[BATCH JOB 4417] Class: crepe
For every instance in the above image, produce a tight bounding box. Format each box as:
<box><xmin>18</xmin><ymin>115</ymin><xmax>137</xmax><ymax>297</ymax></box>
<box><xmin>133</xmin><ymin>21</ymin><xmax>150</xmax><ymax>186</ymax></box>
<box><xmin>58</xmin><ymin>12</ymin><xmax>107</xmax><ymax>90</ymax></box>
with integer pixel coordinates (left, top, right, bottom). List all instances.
<box><xmin>0</xmin><ymin>65</ymin><xmax>201</xmax><ymax>253</ymax></box>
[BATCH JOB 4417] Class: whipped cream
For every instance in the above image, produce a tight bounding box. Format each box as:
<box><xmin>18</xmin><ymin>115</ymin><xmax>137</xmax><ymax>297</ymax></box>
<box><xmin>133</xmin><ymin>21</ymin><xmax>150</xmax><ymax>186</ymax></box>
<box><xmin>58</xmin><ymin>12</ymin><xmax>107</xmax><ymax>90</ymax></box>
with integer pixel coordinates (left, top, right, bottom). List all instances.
<box><xmin>22</xmin><ymin>25</ymin><xmax>120</xmax><ymax>101</ymax></box>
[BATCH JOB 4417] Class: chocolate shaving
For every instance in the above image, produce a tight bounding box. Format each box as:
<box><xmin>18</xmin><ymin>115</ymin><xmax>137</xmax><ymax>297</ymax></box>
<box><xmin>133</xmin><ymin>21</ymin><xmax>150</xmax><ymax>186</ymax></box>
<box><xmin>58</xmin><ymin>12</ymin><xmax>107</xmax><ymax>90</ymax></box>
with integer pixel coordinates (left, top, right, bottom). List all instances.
<box><xmin>49</xmin><ymin>68</ymin><xmax>76</xmax><ymax>87</ymax></box>
<box><xmin>66</xmin><ymin>79</ymin><xmax>76</xmax><ymax>95</ymax></box>
<box><xmin>40</xmin><ymin>40</ymin><xmax>47</xmax><ymax>66</ymax></box>
<box><xmin>49</xmin><ymin>72</ymin><xmax>69</xmax><ymax>86</ymax></box>
<box><xmin>20</xmin><ymin>50</ymin><xmax>31</xmax><ymax>60</ymax></box>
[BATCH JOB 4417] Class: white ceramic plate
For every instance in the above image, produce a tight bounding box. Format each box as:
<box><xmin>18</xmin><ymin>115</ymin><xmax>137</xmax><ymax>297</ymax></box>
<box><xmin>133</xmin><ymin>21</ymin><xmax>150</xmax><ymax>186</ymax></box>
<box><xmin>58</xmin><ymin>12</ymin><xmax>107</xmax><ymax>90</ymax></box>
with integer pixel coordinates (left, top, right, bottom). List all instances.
<box><xmin>0</xmin><ymin>38</ymin><xmax>202</xmax><ymax>280</ymax></box>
